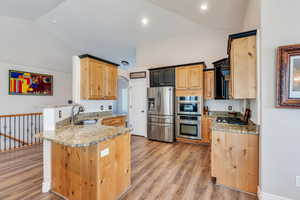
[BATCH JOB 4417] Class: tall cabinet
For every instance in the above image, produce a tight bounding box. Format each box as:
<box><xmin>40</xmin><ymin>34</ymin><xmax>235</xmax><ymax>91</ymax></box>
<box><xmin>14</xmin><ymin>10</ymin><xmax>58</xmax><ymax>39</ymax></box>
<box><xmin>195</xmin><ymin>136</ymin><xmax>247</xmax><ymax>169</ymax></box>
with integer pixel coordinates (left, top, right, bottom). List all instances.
<box><xmin>229</xmin><ymin>30</ymin><xmax>257</xmax><ymax>99</ymax></box>
<box><xmin>80</xmin><ymin>55</ymin><xmax>119</xmax><ymax>100</ymax></box>
<box><xmin>203</xmin><ymin>69</ymin><xmax>215</xmax><ymax>100</ymax></box>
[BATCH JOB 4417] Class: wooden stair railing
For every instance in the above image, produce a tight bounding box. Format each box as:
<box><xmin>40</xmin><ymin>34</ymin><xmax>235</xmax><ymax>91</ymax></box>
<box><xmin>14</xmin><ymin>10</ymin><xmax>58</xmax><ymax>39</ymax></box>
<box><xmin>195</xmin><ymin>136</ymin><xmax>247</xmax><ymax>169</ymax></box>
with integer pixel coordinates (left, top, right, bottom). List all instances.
<box><xmin>0</xmin><ymin>113</ymin><xmax>43</xmax><ymax>152</ymax></box>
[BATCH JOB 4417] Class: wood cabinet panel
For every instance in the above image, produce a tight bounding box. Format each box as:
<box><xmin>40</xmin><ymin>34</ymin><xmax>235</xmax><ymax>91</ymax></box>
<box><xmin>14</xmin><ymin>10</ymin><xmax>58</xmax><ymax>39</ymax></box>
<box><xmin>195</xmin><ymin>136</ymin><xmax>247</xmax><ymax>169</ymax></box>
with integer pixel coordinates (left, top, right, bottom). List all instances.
<box><xmin>115</xmin><ymin>133</ymin><xmax>131</xmax><ymax>197</ymax></box>
<box><xmin>51</xmin><ymin>133</ymin><xmax>131</xmax><ymax>200</ymax></box>
<box><xmin>204</xmin><ymin>70</ymin><xmax>215</xmax><ymax>100</ymax></box>
<box><xmin>80</xmin><ymin>57</ymin><xmax>118</xmax><ymax>100</ymax></box>
<box><xmin>176</xmin><ymin>67</ymin><xmax>188</xmax><ymax>90</ymax></box>
<box><xmin>211</xmin><ymin>131</ymin><xmax>259</xmax><ymax>193</ymax></box>
<box><xmin>188</xmin><ymin>66</ymin><xmax>203</xmax><ymax>89</ymax></box>
<box><xmin>201</xmin><ymin>116</ymin><xmax>212</xmax><ymax>144</ymax></box>
<box><xmin>211</xmin><ymin>131</ymin><xmax>226</xmax><ymax>178</ymax></box>
<box><xmin>230</xmin><ymin>35</ymin><xmax>256</xmax><ymax>99</ymax></box>
<box><xmin>102</xmin><ymin>116</ymin><xmax>126</xmax><ymax>127</ymax></box>
<box><xmin>89</xmin><ymin>60</ymin><xmax>104</xmax><ymax>99</ymax></box>
<box><xmin>99</xmin><ymin>139</ymin><xmax>117</xmax><ymax>200</ymax></box>
<box><xmin>103</xmin><ymin>64</ymin><xmax>117</xmax><ymax>99</ymax></box>
<box><xmin>175</xmin><ymin>64</ymin><xmax>204</xmax><ymax>96</ymax></box>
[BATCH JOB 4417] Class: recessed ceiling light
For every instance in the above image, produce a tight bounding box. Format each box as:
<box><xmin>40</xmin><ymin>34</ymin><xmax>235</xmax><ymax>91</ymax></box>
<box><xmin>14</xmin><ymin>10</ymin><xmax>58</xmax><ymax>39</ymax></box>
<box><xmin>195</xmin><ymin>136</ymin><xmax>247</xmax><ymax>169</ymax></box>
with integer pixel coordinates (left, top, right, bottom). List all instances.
<box><xmin>200</xmin><ymin>4</ymin><xmax>208</xmax><ymax>11</ymax></box>
<box><xmin>141</xmin><ymin>17</ymin><xmax>149</xmax><ymax>26</ymax></box>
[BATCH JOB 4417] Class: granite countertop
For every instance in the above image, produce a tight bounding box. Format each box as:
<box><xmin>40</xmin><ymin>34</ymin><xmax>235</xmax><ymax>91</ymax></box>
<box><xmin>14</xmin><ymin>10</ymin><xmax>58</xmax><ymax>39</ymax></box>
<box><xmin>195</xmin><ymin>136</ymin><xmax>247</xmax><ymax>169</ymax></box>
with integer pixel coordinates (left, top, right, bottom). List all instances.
<box><xmin>204</xmin><ymin>111</ymin><xmax>242</xmax><ymax>118</ymax></box>
<box><xmin>37</xmin><ymin>112</ymin><xmax>130</xmax><ymax>147</ymax></box>
<box><xmin>205</xmin><ymin>111</ymin><xmax>259</xmax><ymax>135</ymax></box>
<box><xmin>37</xmin><ymin>124</ymin><xmax>130</xmax><ymax>147</ymax></box>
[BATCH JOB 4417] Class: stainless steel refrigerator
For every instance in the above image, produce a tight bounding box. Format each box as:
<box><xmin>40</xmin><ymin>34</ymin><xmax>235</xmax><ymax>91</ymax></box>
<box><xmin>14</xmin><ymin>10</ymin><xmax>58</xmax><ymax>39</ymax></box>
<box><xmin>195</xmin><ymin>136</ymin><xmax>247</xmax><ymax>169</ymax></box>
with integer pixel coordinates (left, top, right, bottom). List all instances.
<box><xmin>147</xmin><ymin>87</ymin><xmax>175</xmax><ymax>142</ymax></box>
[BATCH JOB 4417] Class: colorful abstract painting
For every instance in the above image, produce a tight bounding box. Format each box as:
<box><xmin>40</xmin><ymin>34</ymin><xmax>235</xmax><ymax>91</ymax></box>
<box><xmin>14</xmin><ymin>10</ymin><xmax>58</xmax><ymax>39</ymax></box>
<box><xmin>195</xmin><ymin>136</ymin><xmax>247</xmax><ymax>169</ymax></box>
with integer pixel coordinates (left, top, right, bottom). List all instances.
<box><xmin>9</xmin><ymin>70</ymin><xmax>53</xmax><ymax>96</ymax></box>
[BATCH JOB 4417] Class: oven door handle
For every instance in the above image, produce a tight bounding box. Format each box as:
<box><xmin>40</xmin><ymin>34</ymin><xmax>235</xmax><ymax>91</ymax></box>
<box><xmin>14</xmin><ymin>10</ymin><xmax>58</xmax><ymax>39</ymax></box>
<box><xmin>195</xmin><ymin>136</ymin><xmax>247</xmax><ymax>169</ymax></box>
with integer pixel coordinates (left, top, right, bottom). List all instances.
<box><xmin>148</xmin><ymin>122</ymin><xmax>173</xmax><ymax>127</ymax></box>
<box><xmin>178</xmin><ymin>120</ymin><xmax>198</xmax><ymax>125</ymax></box>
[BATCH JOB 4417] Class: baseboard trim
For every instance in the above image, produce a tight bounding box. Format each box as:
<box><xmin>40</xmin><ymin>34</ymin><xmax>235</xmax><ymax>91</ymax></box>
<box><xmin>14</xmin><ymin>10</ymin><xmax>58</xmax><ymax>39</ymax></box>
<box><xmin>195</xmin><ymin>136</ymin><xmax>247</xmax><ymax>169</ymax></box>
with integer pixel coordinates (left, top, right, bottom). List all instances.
<box><xmin>42</xmin><ymin>181</ymin><xmax>51</xmax><ymax>193</ymax></box>
<box><xmin>257</xmin><ymin>186</ymin><xmax>295</xmax><ymax>200</ymax></box>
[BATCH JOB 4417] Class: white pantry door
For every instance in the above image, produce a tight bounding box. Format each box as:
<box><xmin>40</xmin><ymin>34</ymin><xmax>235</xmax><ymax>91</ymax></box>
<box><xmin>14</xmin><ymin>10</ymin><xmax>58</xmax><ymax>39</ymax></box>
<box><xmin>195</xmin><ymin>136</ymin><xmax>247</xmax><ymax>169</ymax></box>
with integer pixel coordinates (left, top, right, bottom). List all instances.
<box><xmin>129</xmin><ymin>78</ymin><xmax>147</xmax><ymax>137</ymax></box>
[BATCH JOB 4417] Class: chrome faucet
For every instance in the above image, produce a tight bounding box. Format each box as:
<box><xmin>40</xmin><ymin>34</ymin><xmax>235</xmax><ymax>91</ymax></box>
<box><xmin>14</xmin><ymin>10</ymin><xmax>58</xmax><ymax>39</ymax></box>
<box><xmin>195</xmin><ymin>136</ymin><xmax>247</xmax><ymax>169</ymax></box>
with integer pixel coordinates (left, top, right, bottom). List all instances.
<box><xmin>71</xmin><ymin>104</ymin><xmax>85</xmax><ymax>124</ymax></box>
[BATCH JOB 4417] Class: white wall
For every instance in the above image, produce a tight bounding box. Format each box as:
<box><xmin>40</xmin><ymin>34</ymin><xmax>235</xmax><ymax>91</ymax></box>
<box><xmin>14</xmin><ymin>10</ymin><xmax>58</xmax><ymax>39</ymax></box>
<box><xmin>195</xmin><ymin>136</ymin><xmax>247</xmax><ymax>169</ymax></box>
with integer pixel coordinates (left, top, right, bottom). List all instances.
<box><xmin>242</xmin><ymin>0</ymin><xmax>261</xmax><ymax>31</ymax></box>
<box><xmin>0</xmin><ymin>16</ymin><xmax>77</xmax><ymax>115</ymax></box>
<box><xmin>260</xmin><ymin>0</ymin><xmax>300</xmax><ymax>199</ymax></box>
<box><xmin>136</xmin><ymin>27</ymin><xmax>229</xmax><ymax>69</ymax></box>
<box><xmin>0</xmin><ymin>16</ymin><xmax>77</xmax><ymax>73</ymax></box>
<box><xmin>0</xmin><ymin>62</ymin><xmax>72</xmax><ymax>114</ymax></box>
<box><xmin>205</xmin><ymin>100</ymin><xmax>243</xmax><ymax>113</ymax></box>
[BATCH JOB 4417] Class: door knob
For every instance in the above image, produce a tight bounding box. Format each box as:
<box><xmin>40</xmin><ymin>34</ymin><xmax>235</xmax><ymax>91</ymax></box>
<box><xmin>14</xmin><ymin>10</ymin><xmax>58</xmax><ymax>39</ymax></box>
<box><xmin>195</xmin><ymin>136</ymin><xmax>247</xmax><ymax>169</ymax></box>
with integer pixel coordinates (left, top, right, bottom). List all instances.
<box><xmin>141</xmin><ymin>110</ymin><xmax>145</xmax><ymax>113</ymax></box>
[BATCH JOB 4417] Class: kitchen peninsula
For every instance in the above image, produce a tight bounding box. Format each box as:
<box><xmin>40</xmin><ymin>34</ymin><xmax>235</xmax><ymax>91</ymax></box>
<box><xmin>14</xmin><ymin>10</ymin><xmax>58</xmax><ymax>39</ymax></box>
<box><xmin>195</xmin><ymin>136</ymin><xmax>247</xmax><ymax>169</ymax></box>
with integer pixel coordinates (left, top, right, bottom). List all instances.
<box><xmin>38</xmin><ymin>108</ymin><xmax>131</xmax><ymax>200</ymax></box>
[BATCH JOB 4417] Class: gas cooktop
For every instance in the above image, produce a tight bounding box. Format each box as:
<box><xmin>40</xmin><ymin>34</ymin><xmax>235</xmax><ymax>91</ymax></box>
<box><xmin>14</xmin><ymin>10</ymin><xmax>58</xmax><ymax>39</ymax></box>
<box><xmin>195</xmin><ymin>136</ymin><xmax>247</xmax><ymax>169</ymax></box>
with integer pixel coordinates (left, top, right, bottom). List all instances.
<box><xmin>216</xmin><ymin>117</ymin><xmax>248</xmax><ymax>126</ymax></box>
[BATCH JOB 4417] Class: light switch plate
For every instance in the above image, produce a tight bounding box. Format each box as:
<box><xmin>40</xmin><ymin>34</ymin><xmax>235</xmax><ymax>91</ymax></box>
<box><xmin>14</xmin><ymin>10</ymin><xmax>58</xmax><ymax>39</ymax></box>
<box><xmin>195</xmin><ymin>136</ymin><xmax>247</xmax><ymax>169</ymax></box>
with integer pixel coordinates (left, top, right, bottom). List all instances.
<box><xmin>296</xmin><ymin>176</ymin><xmax>300</xmax><ymax>187</ymax></box>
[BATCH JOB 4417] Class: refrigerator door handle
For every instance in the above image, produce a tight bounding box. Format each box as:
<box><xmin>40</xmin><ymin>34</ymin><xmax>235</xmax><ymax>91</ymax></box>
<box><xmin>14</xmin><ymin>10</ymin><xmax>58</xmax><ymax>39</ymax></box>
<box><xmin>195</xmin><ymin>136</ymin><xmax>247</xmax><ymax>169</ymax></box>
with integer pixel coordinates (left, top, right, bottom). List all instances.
<box><xmin>158</xmin><ymin>89</ymin><xmax>161</xmax><ymax>113</ymax></box>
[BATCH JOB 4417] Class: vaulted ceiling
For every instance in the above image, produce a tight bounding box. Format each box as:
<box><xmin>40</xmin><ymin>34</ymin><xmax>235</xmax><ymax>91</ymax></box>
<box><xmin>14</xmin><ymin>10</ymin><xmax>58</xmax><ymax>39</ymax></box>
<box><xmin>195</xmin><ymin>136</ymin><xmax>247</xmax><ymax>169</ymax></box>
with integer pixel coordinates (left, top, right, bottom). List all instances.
<box><xmin>148</xmin><ymin>0</ymin><xmax>248</xmax><ymax>31</ymax></box>
<box><xmin>0</xmin><ymin>0</ymin><xmax>65</xmax><ymax>20</ymax></box>
<box><xmin>0</xmin><ymin>0</ymin><xmax>249</xmax><ymax>71</ymax></box>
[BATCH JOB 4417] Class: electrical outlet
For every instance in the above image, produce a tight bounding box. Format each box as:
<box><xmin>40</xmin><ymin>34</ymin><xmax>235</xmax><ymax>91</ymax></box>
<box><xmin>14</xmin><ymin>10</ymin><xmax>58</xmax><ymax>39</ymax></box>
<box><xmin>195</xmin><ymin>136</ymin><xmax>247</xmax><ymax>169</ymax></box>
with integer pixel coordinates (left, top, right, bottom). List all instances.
<box><xmin>58</xmin><ymin>110</ymin><xmax>62</xmax><ymax>118</ymax></box>
<box><xmin>100</xmin><ymin>105</ymin><xmax>104</xmax><ymax>111</ymax></box>
<box><xmin>228</xmin><ymin>106</ymin><xmax>233</xmax><ymax>111</ymax></box>
<box><xmin>296</xmin><ymin>176</ymin><xmax>300</xmax><ymax>187</ymax></box>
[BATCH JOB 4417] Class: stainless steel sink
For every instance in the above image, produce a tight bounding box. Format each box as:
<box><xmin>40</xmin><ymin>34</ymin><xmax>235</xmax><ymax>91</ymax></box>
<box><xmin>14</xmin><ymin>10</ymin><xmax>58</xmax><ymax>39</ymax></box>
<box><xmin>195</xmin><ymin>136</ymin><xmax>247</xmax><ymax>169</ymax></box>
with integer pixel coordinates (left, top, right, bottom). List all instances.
<box><xmin>74</xmin><ymin>119</ymin><xmax>98</xmax><ymax>125</ymax></box>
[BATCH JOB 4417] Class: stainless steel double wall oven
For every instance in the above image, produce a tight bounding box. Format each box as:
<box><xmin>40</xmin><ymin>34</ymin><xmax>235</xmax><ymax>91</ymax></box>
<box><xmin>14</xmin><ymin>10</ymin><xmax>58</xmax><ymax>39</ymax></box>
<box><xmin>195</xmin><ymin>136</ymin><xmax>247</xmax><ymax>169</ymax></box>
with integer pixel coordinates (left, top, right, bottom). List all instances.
<box><xmin>176</xmin><ymin>96</ymin><xmax>203</xmax><ymax>140</ymax></box>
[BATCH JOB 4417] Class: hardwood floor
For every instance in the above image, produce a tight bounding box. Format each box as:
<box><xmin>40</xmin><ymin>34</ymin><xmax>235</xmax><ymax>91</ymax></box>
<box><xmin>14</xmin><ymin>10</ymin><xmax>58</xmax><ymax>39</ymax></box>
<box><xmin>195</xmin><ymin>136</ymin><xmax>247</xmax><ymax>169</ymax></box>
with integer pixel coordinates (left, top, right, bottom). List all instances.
<box><xmin>0</xmin><ymin>136</ymin><xmax>257</xmax><ymax>200</ymax></box>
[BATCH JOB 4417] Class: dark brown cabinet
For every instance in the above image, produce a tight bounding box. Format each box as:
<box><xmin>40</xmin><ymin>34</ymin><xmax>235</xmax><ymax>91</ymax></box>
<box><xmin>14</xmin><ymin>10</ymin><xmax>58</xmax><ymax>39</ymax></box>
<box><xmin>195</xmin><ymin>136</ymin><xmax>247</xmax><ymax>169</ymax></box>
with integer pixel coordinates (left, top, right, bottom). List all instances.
<box><xmin>150</xmin><ymin>67</ymin><xmax>175</xmax><ymax>87</ymax></box>
<box><xmin>213</xmin><ymin>58</ymin><xmax>230</xmax><ymax>100</ymax></box>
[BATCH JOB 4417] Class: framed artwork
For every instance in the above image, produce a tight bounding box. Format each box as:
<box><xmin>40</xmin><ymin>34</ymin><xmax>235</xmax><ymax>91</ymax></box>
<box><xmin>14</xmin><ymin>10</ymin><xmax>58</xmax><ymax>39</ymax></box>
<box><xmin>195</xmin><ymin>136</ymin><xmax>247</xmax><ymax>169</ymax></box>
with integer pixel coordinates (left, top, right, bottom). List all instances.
<box><xmin>9</xmin><ymin>70</ymin><xmax>53</xmax><ymax>96</ymax></box>
<box><xmin>130</xmin><ymin>71</ymin><xmax>146</xmax><ymax>79</ymax></box>
<box><xmin>276</xmin><ymin>44</ymin><xmax>300</xmax><ymax>108</ymax></box>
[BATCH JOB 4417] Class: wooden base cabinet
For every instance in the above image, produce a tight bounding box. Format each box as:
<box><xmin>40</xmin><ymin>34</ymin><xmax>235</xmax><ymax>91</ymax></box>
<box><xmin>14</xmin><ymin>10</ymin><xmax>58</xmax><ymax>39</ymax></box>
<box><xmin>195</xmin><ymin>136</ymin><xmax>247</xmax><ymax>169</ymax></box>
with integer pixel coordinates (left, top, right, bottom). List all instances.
<box><xmin>201</xmin><ymin>116</ymin><xmax>213</xmax><ymax>144</ymax></box>
<box><xmin>102</xmin><ymin>116</ymin><xmax>126</xmax><ymax>128</ymax></box>
<box><xmin>211</xmin><ymin>131</ymin><xmax>258</xmax><ymax>193</ymax></box>
<box><xmin>51</xmin><ymin>133</ymin><xmax>131</xmax><ymax>200</ymax></box>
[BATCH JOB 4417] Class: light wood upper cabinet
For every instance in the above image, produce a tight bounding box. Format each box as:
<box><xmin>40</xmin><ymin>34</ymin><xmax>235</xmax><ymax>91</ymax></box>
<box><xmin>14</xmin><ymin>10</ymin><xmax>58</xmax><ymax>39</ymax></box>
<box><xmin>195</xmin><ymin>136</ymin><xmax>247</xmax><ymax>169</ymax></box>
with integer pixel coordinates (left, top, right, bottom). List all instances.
<box><xmin>176</xmin><ymin>64</ymin><xmax>204</xmax><ymax>96</ymax></box>
<box><xmin>176</xmin><ymin>67</ymin><xmax>188</xmax><ymax>89</ymax></box>
<box><xmin>188</xmin><ymin>66</ymin><xmax>203</xmax><ymax>89</ymax></box>
<box><xmin>80</xmin><ymin>57</ymin><xmax>118</xmax><ymax>100</ymax></box>
<box><xmin>103</xmin><ymin>64</ymin><xmax>118</xmax><ymax>100</ymax></box>
<box><xmin>230</xmin><ymin>35</ymin><xmax>257</xmax><ymax>99</ymax></box>
<box><xmin>204</xmin><ymin>70</ymin><xmax>215</xmax><ymax>100</ymax></box>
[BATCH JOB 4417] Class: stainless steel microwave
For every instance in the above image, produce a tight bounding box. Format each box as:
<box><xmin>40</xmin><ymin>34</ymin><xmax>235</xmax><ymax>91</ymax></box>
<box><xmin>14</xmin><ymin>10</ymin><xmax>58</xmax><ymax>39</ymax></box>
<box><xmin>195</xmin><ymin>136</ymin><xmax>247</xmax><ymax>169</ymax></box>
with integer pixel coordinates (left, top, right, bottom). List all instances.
<box><xmin>176</xmin><ymin>96</ymin><xmax>202</xmax><ymax>115</ymax></box>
